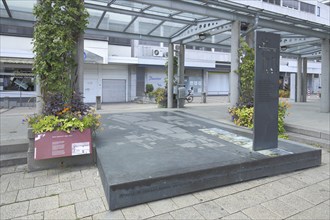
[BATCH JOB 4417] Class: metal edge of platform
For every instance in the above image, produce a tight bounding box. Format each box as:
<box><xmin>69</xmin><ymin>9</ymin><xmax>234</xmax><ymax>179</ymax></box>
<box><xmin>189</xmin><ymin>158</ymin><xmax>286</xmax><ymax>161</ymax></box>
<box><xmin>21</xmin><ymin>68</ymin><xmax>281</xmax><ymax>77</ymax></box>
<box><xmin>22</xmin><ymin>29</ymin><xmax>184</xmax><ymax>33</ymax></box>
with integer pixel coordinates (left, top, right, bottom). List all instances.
<box><xmin>97</xmin><ymin>148</ymin><xmax>321</xmax><ymax>210</ymax></box>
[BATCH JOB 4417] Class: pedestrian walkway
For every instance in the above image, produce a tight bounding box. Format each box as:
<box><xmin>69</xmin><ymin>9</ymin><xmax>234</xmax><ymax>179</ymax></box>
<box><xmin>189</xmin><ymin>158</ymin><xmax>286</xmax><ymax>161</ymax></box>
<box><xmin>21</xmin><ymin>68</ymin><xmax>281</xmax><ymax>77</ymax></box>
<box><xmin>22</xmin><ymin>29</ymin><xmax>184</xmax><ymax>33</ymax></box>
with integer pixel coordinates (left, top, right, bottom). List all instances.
<box><xmin>0</xmin><ymin>97</ymin><xmax>329</xmax><ymax>220</ymax></box>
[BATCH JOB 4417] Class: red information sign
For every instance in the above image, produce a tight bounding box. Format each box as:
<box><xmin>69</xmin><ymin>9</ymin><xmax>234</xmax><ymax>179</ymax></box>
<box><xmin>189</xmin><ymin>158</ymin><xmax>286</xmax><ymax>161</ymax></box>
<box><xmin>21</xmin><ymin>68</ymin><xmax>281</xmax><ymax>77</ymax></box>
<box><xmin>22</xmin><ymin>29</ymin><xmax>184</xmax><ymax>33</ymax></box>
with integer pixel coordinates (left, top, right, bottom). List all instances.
<box><xmin>34</xmin><ymin>129</ymin><xmax>92</xmax><ymax>160</ymax></box>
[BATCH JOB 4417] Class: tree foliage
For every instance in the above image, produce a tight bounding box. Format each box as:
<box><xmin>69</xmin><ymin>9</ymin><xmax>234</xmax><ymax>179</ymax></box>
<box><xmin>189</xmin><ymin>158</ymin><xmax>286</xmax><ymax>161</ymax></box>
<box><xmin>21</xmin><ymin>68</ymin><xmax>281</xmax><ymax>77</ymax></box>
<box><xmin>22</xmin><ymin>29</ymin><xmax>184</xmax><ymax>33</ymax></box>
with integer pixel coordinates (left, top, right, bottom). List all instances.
<box><xmin>165</xmin><ymin>56</ymin><xmax>178</xmax><ymax>86</ymax></box>
<box><xmin>33</xmin><ymin>0</ymin><xmax>88</xmax><ymax>101</ymax></box>
<box><xmin>236</xmin><ymin>38</ymin><xmax>255</xmax><ymax>107</ymax></box>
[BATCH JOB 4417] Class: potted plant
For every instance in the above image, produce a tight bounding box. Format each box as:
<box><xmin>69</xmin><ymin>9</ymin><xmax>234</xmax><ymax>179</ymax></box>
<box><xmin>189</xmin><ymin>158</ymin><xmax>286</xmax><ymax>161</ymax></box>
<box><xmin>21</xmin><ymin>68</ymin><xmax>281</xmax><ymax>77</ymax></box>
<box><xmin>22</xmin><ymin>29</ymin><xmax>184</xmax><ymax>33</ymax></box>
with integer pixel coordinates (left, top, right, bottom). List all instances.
<box><xmin>26</xmin><ymin>0</ymin><xmax>95</xmax><ymax>171</ymax></box>
<box><xmin>26</xmin><ymin>92</ymin><xmax>100</xmax><ymax>160</ymax></box>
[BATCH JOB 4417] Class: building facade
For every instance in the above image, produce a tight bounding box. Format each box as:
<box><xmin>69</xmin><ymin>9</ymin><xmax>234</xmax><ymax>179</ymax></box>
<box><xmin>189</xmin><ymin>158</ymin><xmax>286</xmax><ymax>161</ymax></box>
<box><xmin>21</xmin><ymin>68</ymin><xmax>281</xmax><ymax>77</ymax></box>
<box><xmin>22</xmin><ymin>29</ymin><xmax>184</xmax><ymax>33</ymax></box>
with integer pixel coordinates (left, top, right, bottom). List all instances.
<box><xmin>0</xmin><ymin>0</ymin><xmax>328</xmax><ymax>107</ymax></box>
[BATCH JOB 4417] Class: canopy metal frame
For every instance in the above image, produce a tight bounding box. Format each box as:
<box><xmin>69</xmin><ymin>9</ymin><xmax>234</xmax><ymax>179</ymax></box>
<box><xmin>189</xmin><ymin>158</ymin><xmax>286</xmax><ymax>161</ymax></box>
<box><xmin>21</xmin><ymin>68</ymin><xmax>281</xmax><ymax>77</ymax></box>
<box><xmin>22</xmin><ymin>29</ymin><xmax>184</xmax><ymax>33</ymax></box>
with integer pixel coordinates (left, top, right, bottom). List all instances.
<box><xmin>0</xmin><ymin>0</ymin><xmax>329</xmax><ymax>57</ymax></box>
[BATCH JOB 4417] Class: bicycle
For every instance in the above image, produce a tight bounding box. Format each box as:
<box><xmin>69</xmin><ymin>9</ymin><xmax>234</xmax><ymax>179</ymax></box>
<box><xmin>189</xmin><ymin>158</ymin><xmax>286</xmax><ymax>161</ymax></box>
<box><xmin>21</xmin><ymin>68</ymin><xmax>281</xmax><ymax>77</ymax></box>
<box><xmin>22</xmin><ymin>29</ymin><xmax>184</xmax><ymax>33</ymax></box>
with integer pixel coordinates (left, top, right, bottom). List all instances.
<box><xmin>185</xmin><ymin>90</ymin><xmax>193</xmax><ymax>103</ymax></box>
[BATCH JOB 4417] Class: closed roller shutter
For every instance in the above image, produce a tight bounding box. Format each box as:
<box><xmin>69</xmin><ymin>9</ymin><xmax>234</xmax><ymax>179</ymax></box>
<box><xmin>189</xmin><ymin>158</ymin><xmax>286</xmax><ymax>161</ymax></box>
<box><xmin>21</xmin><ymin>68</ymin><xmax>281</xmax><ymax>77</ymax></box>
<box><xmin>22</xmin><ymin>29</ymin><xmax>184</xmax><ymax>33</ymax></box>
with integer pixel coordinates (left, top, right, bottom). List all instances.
<box><xmin>102</xmin><ymin>79</ymin><xmax>126</xmax><ymax>102</ymax></box>
<box><xmin>208</xmin><ymin>72</ymin><xmax>229</xmax><ymax>95</ymax></box>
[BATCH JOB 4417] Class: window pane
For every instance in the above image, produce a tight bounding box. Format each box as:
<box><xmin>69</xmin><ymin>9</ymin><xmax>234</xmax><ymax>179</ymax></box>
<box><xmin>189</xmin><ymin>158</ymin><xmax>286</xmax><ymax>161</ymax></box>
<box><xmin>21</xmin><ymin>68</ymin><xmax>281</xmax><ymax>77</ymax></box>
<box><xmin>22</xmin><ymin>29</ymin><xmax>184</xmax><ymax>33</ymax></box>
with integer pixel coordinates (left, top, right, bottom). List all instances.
<box><xmin>283</xmin><ymin>0</ymin><xmax>299</xmax><ymax>10</ymax></box>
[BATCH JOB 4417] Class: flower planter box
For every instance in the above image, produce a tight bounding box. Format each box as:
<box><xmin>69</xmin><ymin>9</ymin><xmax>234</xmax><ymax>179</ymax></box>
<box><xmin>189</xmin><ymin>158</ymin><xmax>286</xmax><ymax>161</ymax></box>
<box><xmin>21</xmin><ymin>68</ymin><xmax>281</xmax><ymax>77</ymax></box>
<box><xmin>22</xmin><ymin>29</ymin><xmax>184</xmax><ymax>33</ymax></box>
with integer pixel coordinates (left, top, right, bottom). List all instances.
<box><xmin>27</xmin><ymin>128</ymin><xmax>95</xmax><ymax>172</ymax></box>
<box><xmin>34</xmin><ymin>129</ymin><xmax>92</xmax><ymax>160</ymax></box>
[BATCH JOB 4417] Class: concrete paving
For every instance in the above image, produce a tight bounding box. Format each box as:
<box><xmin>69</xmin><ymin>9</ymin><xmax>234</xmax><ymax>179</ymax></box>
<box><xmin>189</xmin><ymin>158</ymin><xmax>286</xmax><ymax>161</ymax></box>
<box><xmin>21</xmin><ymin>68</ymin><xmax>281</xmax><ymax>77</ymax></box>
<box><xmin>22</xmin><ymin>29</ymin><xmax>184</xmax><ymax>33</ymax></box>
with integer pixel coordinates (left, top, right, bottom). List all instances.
<box><xmin>0</xmin><ymin>96</ymin><xmax>329</xmax><ymax>219</ymax></box>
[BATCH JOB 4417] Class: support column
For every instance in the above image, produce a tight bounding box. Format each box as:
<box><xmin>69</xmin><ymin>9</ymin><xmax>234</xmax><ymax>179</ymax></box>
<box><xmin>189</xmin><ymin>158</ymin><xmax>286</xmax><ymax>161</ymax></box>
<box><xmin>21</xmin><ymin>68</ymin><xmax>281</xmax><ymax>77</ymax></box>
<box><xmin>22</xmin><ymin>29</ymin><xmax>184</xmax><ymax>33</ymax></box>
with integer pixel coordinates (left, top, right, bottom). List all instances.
<box><xmin>321</xmin><ymin>39</ymin><xmax>330</xmax><ymax>112</ymax></box>
<box><xmin>302</xmin><ymin>57</ymin><xmax>307</xmax><ymax>102</ymax></box>
<box><xmin>167</xmin><ymin>43</ymin><xmax>174</xmax><ymax>108</ymax></box>
<box><xmin>297</xmin><ymin>56</ymin><xmax>303</xmax><ymax>102</ymax></box>
<box><xmin>36</xmin><ymin>0</ymin><xmax>42</xmax><ymax>113</ymax></box>
<box><xmin>203</xmin><ymin>70</ymin><xmax>208</xmax><ymax>94</ymax></box>
<box><xmin>230</xmin><ymin>20</ymin><xmax>240</xmax><ymax>107</ymax></box>
<box><xmin>36</xmin><ymin>76</ymin><xmax>42</xmax><ymax>114</ymax></box>
<box><xmin>289</xmin><ymin>73</ymin><xmax>296</xmax><ymax>101</ymax></box>
<box><xmin>76</xmin><ymin>34</ymin><xmax>84</xmax><ymax>95</ymax></box>
<box><xmin>178</xmin><ymin>44</ymin><xmax>185</xmax><ymax>87</ymax></box>
<box><xmin>246</xmin><ymin>24</ymin><xmax>255</xmax><ymax>48</ymax></box>
<box><xmin>128</xmin><ymin>66</ymin><xmax>131</xmax><ymax>102</ymax></box>
<box><xmin>177</xmin><ymin>44</ymin><xmax>185</xmax><ymax>108</ymax></box>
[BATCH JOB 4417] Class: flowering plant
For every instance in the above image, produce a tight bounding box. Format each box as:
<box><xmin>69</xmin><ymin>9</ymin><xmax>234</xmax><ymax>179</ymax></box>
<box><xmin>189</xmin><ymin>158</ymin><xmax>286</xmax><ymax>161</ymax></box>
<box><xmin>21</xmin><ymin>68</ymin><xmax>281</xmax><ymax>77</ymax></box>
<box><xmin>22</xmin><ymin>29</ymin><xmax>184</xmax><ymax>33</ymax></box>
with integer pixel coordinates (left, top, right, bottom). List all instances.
<box><xmin>26</xmin><ymin>92</ymin><xmax>101</xmax><ymax>134</ymax></box>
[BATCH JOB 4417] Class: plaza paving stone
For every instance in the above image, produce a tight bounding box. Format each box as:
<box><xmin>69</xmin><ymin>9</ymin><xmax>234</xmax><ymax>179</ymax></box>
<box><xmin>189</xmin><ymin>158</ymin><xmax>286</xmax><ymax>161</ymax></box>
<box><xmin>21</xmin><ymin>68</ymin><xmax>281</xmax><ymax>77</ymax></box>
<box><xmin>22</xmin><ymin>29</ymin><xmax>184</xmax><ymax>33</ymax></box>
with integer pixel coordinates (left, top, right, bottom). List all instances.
<box><xmin>16</xmin><ymin>186</ymin><xmax>45</xmax><ymax>202</ymax></box>
<box><xmin>0</xmin><ymin>190</ymin><xmax>18</xmax><ymax>206</ymax></box>
<box><xmin>59</xmin><ymin>188</ymin><xmax>87</xmax><ymax>206</ymax></box>
<box><xmin>193</xmin><ymin>200</ymin><xmax>229</xmax><ymax>219</ymax></box>
<box><xmin>43</xmin><ymin>205</ymin><xmax>75</xmax><ymax>220</ymax></box>
<box><xmin>242</xmin><ymin>205</ymin><xmax>282</xmax><ymax>219</ymax></box>
<box><xmin>75</xmin><ymin>198</ymin><xmax>106</xmax><ymax>218</ymax></box>
<box><xmin>147</xmin><ymin>198</ymin><xmax>179</xmax><ymax>215</ymax></box>
<box><xmin>169</xmin><ymin>206</ymin><xmax>204</xmax><ymax>219</ymax></box>
<box><xmin>170</xmin><ymin>194</ymin><xmax>200</xmax><ymax>208</ymax></box>
<box><xmin>121</xmin><ymin>204</ymin><xmax>155</xmax><ymax>220</ymax></box>
<box><xmin>0</xmin><ymin>101</ymin><xmax>329</xmax><ymax>220</ymax></box>
<box><xmin>0</xmin><ymin>150</ymin><xmax>328</xmax><ymax>220</ymax></box>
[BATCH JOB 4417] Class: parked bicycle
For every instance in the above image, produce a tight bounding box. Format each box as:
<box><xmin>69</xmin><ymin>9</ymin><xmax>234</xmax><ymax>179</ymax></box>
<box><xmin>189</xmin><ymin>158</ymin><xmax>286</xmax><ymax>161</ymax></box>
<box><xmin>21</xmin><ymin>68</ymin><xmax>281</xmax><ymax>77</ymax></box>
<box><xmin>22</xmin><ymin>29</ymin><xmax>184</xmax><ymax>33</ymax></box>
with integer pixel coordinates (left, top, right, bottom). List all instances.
<box><xmin>185</xmin><ymin>88</ymin><xmax>194</xmax><ymax>103</ymax></box>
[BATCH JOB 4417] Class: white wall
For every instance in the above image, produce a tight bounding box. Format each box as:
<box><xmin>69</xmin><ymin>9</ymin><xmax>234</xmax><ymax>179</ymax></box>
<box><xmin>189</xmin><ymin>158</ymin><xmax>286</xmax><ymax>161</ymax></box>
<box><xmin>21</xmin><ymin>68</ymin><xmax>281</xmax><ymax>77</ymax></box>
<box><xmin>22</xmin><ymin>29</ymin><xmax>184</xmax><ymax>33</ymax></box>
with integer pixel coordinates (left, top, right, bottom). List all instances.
<box><xmin>84</xmin><ymin>40</ymin><xmax>108</xmax><ymax>64</ymax></box>
<box><xmin>229</xmin><ymin>0</ymin><xmax>329</xmax><ymax>26</ymax></box>
<box><xmin>0</xmin><ymin>36</ymin><xmax>33</xmax><ymax>58</ymax></box>
<box><xmin>280</xmin><ymin>58</ymin><xmax>321</xmax><ymax>74</ymax></box>
<box><xmin>83</xmin><ymin>64</ymin><xmax>129</xmax><ymax>103</ymax></box>
<box><xmin>145</xmin><ymin>68</ymin><xmax>166</xmax><ymax>90</ymax></box>
<box><xmin>109</xmin><ymin>45</ymin><xmax>131</xmax><ymax>57</ymax></box>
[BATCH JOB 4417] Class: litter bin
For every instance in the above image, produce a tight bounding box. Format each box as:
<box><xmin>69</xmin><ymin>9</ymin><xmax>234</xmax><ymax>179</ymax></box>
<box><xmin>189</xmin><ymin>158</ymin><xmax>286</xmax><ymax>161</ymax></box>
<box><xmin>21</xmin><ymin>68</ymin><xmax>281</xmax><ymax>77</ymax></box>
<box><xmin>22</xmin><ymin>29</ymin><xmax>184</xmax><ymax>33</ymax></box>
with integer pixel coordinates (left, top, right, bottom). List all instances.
<box><xmin>201</xmin><ymin>92</ymin><xmax>206</xmax><ymax>103</ymax></box>
<box><xmin>96</xmin><ymin>96</ymin><xmax>101</xmax><ymax>110</ymax></box>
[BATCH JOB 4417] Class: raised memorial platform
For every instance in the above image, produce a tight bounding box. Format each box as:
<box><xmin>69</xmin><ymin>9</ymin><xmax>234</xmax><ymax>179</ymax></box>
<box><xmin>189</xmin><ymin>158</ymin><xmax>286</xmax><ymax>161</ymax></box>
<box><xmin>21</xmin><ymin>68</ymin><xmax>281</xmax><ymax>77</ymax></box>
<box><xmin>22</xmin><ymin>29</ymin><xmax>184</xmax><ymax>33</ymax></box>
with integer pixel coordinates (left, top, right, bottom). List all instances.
<box><xmin>95</xmin><ymin>111</ymin><xmax>321</xmax><ymax>210</ymax></box>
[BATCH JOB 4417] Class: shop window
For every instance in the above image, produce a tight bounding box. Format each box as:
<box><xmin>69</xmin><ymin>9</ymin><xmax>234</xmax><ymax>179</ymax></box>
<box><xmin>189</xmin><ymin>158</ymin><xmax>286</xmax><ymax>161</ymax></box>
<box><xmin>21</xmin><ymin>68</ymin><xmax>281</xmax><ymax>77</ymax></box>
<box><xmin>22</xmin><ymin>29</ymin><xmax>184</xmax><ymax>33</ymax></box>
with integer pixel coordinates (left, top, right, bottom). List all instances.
<box><xmin>283</xmin><ymin>0</ymin><xmax>299</xmax><ymax>10</ymax></box>
<box><xmin>300</xmin><ymin>2</ymin><xmax>315</xmax><ymax>14</ymax></box>
<box><xmin>139</xmin><ymin>40</ymin><xmax>160</xmax><ymax>46</ymax></box>
<box><xmin>1</xmin><ymin>75</ymin><xmax>35</xmax><ymax>91</ymax></box>
<box><xmin>262</xmin><ymin>0</ymin><xmax>281</xmax><ymax>6</ymax></box>
<box><xmin>1</xmin><ymin>67</ymin><xmax>34</xmax><ymax>92</ymax></box>
<box><xmin>0</xmin><ymin>25</ymin><xmax>33</xmax><ymax>37</ymax></box>
<box><xmin>108</xmin><ymin>37</ymin><xmax>131</xmax><ymax>46</ymax></box>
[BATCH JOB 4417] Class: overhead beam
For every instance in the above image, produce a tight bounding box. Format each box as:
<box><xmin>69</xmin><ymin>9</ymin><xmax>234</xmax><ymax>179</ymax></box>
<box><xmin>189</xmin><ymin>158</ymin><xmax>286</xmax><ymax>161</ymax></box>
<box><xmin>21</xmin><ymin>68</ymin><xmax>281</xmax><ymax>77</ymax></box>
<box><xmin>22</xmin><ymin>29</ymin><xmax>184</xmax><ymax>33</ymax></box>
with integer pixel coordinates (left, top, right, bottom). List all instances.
<box><xmin>301</xmin><ymin>50</ymin><xmax>322</xmax><ymax>58</ymax></box>
<box><xmin>2</xmin><ymin>0</ymin><xmax>12</xmax><ymax>18</ymax></box>
<box><xmin>182</xmin><ymin>22</ymin><xmax>232</xmax><ymax>44</ymax></box>
<box><xmin>186</xmin><ymin>41</ymin><xmax>230</xmax><ymax>50</ymax></box>
<box><xmin>172</xmin><ymin>20</ymin><xmax>230</xmax><ymax>43</ymax></box>
<box><xmin>0</xmin><ymin>18</ymin><xmax>170</xmax><ymax>43</ymax></box>
<box><xmin>84</xmin><ymin>3</ymin><xmax>194</xmax><ymax>25</ymax></box>
<box><xmin>0</xmin><ymin>17</ymin><xmax>34</xmax><ymax>27</ymax></box>
<box><xmin>86</xmin><ymin>28</ymin><xmax>170</xmax><ymax>43</ymax></box>
<box><xmin>131</xmin><ymin>0</ymin><xmax>254</xmax><ymax>25</ymax></box>
<box><xmin>95</xmin><ymin>0</ymin><xmax>117</xmax><ymax>29</ymax></box>
<box><xmin>123</xmin><ymin>16</ymin><xmax>139</xmax><ymax>32</ymax></box>
<box><xmin>280</xmin><ymin>38</ymin><xmax>320</xmax><ymax>47</ymax></box>
<box><xmin>288</xmin><ymin>46</ymin><xmax>320</xmax><ymax>54</ymax></box>
<box><xmin>147</xmin><ymin>20</ymin><xmax>165</xmax><ymax>35</ymax></box>
<box><xmin>205</xmin><ymin>0</ymin><xmax>329</xmax><ymax>32</ymax></box>
<box><xmin>131</xmin><ymin>0</ymin><xmax>329</xmax><ymax>39</ymax></box>
<box><xmin>170</xmin><ymin>25</ymin><xmax>192</xmax><ymax>38</ymax></box>
<box><xmin>123</xmin><ymin>6</ymin><xmax>152</xmax><ymax>32</ymax></box>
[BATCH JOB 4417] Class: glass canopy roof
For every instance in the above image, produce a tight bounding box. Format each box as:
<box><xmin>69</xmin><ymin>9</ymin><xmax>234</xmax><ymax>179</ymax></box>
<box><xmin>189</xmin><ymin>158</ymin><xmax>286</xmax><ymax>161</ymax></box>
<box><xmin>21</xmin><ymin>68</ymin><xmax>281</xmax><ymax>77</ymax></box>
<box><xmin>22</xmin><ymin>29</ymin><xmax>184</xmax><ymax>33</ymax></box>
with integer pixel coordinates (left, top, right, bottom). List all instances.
<box><xmin>1</xmin><ymin>0</ymin><xmax>329</xmax><ymax>57</ymax></box>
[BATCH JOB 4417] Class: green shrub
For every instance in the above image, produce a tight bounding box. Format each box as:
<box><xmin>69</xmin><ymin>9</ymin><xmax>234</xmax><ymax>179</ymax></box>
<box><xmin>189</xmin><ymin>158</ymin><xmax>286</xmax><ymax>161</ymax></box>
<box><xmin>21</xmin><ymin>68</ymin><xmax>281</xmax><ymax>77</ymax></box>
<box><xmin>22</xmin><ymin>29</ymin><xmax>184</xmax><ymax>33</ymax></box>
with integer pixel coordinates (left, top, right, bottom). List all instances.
<box><xmin>151</xmin><ymin>88</ymin><xmax>167</xmax><ymax>107</ymax></box>
<box><xmin>145</xmin><ymin>84</ymin><xmax>154</xmax><ymax>94</ymax></box>
<box><xmin>27</xmin><ymin>112</ymin><xmax>100</xmax><ymax>134</ymax></box>
<box><xmin>229</xmin><ymin>106</ymin><xmax>254</xmax><ymax>128</ymax></box>
<box><xmin>279</xmin><ymin>89</ymin><xmax>290</xmax><ymax>98</ymax></box>
<box><xmin>26</xmin><ymin>92</ymin><xmax>101</xmax><ymax>134</ymax></box>
<box><xmin>229</xmin><ymin>101</ymin><xmax>290</xmax><ymax>138</ymax></box>
<box><xmin>236</xmin><ymin>39</ymin><xmax>255</xmax><ymax>107</ymax></box>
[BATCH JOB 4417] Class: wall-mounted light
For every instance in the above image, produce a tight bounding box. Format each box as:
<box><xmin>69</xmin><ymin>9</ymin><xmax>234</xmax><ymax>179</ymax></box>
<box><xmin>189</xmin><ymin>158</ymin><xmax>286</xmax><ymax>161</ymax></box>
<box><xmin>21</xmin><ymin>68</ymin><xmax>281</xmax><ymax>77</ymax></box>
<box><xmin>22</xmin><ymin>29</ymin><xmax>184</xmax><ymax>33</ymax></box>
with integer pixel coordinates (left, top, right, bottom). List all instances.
<box><xmin>198</xmin><ymin>33</ymin><xmax>207</xmax><ymax>40</ymax></box>
<box><xmin>280</xmin><ymin>46</ymin><xmax>288</xmax><ymax>51</ymax></box>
